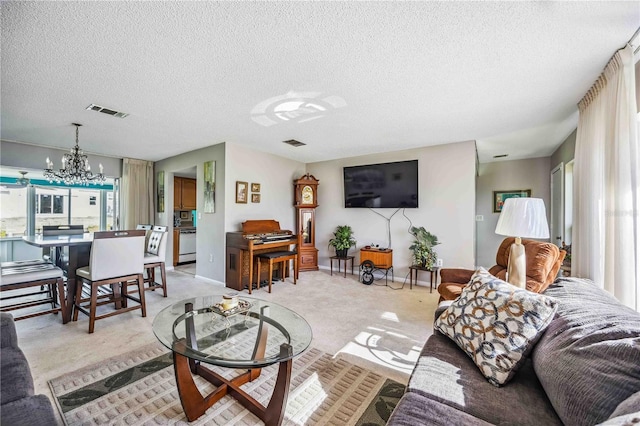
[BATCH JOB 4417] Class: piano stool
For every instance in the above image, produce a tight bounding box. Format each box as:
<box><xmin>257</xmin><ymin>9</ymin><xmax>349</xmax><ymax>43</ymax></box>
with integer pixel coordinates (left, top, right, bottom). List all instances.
<box><xmin>254</xmin><ymin>251</ymin><xmax>298</xmax><ymax>293</ymax></box>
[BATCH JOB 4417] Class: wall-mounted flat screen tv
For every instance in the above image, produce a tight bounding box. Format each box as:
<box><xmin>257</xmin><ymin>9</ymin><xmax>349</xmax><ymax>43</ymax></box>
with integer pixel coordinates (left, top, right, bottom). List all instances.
<box><xmin>343</xmin><ymin>160</ymin><xmax>418</xmax><ymax>208</ymax></box>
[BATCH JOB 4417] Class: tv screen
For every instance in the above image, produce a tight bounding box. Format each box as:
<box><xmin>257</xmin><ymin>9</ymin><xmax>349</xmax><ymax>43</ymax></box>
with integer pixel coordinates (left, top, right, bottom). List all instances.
<box><xmin>343</xmin><ymin>160</ymin><xmax>418</xmax><ymax>208</ymax></box>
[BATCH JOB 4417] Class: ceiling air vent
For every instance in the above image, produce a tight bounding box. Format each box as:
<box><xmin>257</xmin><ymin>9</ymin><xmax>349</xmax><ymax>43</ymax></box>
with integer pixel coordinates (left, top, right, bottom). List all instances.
<box><xmin>86</xmin><ymin>104</ymin><xmax>129</xmax><ymax>118</ymax></box>
<box><xmin>283</xmin><ymin>139</ymin><xmax>306</xmax><ymax>147</ymax></box>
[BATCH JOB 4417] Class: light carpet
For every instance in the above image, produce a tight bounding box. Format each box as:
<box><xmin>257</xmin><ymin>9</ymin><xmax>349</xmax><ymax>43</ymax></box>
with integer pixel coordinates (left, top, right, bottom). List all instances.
<box><xmin>49</xmin><ymin>341</ymin><xmax>403</xmax><ymax>425</ymax></box>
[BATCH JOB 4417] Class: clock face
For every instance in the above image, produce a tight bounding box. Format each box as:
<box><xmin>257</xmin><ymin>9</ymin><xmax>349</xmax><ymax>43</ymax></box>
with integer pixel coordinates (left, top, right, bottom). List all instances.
<box><xmin>301</xmin><ymin>185</ymin><xmax>314</xmax><ymax>204</ymax></box>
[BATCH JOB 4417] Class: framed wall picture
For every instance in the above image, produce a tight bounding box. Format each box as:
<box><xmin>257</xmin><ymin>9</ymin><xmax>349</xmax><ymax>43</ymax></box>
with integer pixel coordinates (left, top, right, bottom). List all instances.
<box><xmin>251</xmin><ymin>182</ymin><xmax>261</xmax><ymax>193</ymax></box>
<box><xmin>493</xmin><ymin>189</ymin><xmax>531</xmax><ymax>213</ymax></box>
<box><xmin>251</xmin><ymin>193</ymin><xmax>261</xmax><ymax>203</ymax></box>
<box><xmin>204</xmin><ymin>160</ymin><xmax>215</xmax><ymax>213</ymax></box>
<box><xmin>157</xmin><ymin>171</ymin><xmax>165</xmax><ymax>213</ymax></box>
<box><xmin>236</xmin><ymin>181</ymin><xmax>248</xmax><ymax>204</ymax></box>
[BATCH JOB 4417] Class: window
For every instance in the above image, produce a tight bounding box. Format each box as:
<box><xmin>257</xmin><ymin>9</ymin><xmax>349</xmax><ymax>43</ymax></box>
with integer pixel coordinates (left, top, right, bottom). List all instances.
<box><xmin>70</xmin><ymin>188</ymin><xmax>101</xmax><ymax>232</ymax></box>
<box><xmin>1</xmin><ymin>170</ymin><xmax>116</xmax><ymax>236</ymax></box>
<box><xmin>0</xmin><ymin>186</ymin><xmax>27</xmax><ymax>237</ymax></box>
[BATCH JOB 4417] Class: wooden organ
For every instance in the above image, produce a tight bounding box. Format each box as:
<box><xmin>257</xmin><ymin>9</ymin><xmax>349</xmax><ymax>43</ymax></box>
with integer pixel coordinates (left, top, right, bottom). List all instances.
<box><xmin>225</xmin><ymin>220</ymin><xmax>298</xmax><ymax>291</ymax></box>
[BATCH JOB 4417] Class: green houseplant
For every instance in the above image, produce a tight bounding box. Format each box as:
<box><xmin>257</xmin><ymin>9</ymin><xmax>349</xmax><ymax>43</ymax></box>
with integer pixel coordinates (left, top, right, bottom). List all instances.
<box><xmin>409</xmin><ymin>226</ymin><xmax>440</xmax><ymax>268</ymax></box>
<box><xmin>328</xmin><ymin>225</ymin><xmax>357</xmax><ymax>258</ymax></box>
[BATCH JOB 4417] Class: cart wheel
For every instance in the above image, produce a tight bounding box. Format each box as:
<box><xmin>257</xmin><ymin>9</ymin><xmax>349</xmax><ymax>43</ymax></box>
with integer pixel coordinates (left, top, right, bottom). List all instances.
<box><xmin>360</xmin><ymin>260</ymin><xmax>374</xmax><ymax>285</ymax></box>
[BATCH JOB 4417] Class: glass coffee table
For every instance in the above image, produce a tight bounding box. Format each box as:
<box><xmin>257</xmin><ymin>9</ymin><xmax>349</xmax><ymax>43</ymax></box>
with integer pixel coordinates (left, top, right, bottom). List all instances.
<box><xmin>153</xmin><ymin>295</ymin><xmax>312</xmax><ymax>425</ymax></box>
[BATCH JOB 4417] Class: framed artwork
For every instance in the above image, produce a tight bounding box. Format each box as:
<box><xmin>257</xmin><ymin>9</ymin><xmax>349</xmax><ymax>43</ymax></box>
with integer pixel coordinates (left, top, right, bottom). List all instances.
<box><xmin>203</xmin><ymin>161</ymin><xmax>215</xmax><ymax>213</ymax></box>
<box><xmin>493</xmin><ymin>189</ymin><xmax>531</xmax><ymax>213</ymax></box>
<box><xmin>236</xmin><ymin>181</ymin><xmax>248</xmax><ymax>204</ymax></box>
<box><xmin>156</xmin><ymin>171</ymin><xmax>165</xmax><ymax>213</ymax></box>
<box><xmin>251</xmin><ymin>182</ymin><xmax>261</xmax><ymax>193</ymax></box>
<box><xmin>251</xmin><ymin>193</ymin><xmax>261</xmax><ymax>203</ymax></box>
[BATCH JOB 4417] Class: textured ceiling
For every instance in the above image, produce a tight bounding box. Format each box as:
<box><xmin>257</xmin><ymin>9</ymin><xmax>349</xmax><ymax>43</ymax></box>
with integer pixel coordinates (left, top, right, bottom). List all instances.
<box><xmin>1</xmin><ymin>2</ymin><xmax>638</xmax><ymax>164</ymax></box>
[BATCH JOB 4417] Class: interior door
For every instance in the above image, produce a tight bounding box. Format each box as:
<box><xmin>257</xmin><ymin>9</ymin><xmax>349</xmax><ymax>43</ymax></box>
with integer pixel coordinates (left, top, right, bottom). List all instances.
<box><xmin>550</xmin><ymin>164</ymin><xmax>564</xmax><ymax>247</ymax></box>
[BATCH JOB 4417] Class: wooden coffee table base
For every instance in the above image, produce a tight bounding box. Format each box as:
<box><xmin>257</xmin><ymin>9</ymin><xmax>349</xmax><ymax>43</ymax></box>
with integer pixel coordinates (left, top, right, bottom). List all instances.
<box><xmin>173</xmin><ymin>341</ymin><xmax>293</xmax><ymax>425</ymax></box>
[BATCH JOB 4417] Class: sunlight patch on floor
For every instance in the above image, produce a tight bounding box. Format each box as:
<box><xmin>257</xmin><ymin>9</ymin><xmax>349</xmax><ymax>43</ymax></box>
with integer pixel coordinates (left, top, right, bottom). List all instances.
<box><xmin>285</xmin><ymin>372</ymin><xmax>327</xmax><ymax>425</ymax></box>
<box><xmin>381</xmin><ymin>311</ymin><xmax>399</xmax><ymax>322</ymax></box>
<box><xmin>335</xmin><ymin>327</ymin><xmax>422</xmax><ymax>375</ymax></box>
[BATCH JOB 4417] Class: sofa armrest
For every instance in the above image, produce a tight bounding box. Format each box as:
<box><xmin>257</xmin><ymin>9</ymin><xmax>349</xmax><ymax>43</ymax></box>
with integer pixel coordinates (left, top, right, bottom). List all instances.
<box><xmin>1</xmin><ymin>313</ymin><xmax>18</xmax><ymax>349</ymax></box>
<box><xmin>440</xmin><ymin>268</ymin><xmax>475</xmax><ymax>284</ymax></box>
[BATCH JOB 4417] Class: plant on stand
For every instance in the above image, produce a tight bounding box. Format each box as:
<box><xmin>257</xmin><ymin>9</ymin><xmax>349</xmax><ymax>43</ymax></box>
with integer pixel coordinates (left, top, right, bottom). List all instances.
<box><xmin>328</xmin><ymin>225</ymin><xmax>357</xmax><ymax>258</ymax></box>
<box><xmin>409</xmin><ymin>226</ymin><xmax>440</xmax><ymax>268</ymax></box>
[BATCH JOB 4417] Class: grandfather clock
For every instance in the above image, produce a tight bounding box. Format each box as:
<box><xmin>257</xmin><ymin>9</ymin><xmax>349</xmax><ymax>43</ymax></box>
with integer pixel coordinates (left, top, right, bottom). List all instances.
<box><xmin>294</xmin><ymin>174</ymin><xmax>319</xmax><ymax>271</ymax></box>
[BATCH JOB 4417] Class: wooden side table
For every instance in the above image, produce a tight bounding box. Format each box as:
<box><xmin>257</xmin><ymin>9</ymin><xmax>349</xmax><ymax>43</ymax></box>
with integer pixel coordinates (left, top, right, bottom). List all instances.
<box><xmin>409</xmin><ymin>265</ymin><xmax>440</xmax><ymax>292</ymax></box>
<box><xmin>330</xmin><ymin>256</ymin><xmax>355</xmax><ymax>278</ymax></box>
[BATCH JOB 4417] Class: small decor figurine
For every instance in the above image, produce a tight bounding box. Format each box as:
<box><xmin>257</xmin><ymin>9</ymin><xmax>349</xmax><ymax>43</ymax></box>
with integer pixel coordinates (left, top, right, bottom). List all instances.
<box><xmin>328</xmin><ymin>225</ymin><xmax>357</xmax><ymax>258</ymax></box>
<box><xmin>409</xmin><ymin>226</ymin><xmax>440</xmax><ymax>268</ymax></box>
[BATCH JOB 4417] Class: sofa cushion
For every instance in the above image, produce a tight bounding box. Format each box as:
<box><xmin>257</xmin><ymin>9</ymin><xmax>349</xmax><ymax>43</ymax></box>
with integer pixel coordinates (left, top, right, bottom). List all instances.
<box><xmin>408</xmin><ymin>331</ymin><xmax>562</xmax><ymax>425</ymax></box>
<box><xmin>435</xmin><ymin>268</ymin><xmax>557</xmax><ymax>386</ymax></box>
<box><xmin>387</xmin><ymin>391</ymin><xmax>494</xmax><ymax>426</ymax></box>
<box><xmin>0</xmin><ymin>347</ymin><xmax>34</xmax><ymax>405</ymax></box>
<box><xmin>534</xmin><ymin>278</ymin><xmax>640</xmax><ymax>426</ymax></box>
<box><xmin>0</xmin><ymin>394</ymin><xmax>57</xmax><ymax>426</ymax></box>
<box><xmin>609</xmin><ymin>391</ymin><xmax>640</xmax><ymax>419</ymax></box>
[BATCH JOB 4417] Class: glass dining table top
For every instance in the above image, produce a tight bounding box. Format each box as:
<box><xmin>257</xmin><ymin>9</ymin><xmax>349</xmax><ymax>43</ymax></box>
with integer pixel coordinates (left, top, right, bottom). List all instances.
<box><xmin>22</xmin><ymin>233</ymin><xmax>93</xmax><ymax>247</ymax></box>
<box><xmin>153</xmin><ymin>294</ymin><xmax>313</xmax><ymax>368</ymax></box>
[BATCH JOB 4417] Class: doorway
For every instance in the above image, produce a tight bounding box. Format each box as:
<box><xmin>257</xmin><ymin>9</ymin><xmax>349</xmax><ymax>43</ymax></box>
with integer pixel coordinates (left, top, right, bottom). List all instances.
<box><xmin>550</xmin><ymin>163</ymin><xmax>564</xmax><ymax>247</ymax></box>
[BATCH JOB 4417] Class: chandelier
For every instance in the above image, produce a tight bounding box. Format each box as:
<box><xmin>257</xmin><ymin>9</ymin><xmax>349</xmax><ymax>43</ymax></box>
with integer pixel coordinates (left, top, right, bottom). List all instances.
<box><xmin>44</xmin><ymin>123</ymin><xmax>105</xmax><ymax>185</ymax></box>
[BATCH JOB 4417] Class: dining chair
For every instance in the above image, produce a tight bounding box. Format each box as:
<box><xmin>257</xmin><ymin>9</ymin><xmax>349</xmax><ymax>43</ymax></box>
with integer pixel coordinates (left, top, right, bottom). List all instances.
<box><xmin>142</xmin><ymin>225</ymin><xmax>168</xmax><ymax>297</ymax></box>
<box><xmin>136</xmin><ymin>224</ymin><xmax>152</xmax><ymax>247</ymax></box>
<box><xmin>42</xmin><ymin>225</ymin><xmax>85</xmax><ymax>270</ymax></box>
<box><xmin>73</xmin><ymin>230</ymin><xmax>146</xmax><ymax>333</ymax></box>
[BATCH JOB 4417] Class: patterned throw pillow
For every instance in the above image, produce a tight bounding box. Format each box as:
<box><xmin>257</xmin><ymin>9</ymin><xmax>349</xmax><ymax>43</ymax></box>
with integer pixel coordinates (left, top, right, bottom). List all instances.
<box><xmin>434</xmin><ymin>268</ymin><xmax>558</xmax><ymax>386</ymax></box>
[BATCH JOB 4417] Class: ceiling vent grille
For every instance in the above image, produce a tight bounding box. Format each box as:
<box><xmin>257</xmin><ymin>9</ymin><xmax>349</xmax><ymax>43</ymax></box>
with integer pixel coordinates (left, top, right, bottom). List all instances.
<box><xmin>283</xmin><ymin>139</ymin><xmax>306</xmax><ymax>147</ymax></box>
<box><xmin>86</xmin><ymin>104</ymin><xmax>129</xmax><ymax>118</ymax></box>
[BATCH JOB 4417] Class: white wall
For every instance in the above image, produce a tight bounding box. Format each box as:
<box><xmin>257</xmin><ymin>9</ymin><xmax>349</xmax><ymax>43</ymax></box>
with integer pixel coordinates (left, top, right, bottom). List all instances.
<box><xmin>225</xmin><ymin>144</ymin><xmax>306</xmax><ymax>233</ymax></box>
<box><xmin>475</xmin><ymin>157</ymin><xmax>551</xmax><ymax>267</ymax></box>
<box><xmin>307</xmin><ymin>140</ymin><xmax>477</xmax><ymax>280</ymax></box>
<box><xmin>154</xmin><ymin>143</ymin><xmax>226</xmax><ymax>282</ymax></box>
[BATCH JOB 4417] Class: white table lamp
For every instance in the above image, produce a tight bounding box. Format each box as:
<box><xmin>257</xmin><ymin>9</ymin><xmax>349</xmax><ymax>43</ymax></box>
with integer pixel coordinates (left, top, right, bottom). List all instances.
<box><xmin>495</xmin><ymin>197</ymin><xmax>550</xmax><ymax>288</ymax></box>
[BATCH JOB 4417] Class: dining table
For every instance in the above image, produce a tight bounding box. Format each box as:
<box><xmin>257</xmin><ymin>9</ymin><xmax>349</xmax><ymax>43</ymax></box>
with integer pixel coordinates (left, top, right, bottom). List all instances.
<box><xmin>22</xmin><ymin>233</ymin><xmax>93</xmax><ymax>323</ymax></box>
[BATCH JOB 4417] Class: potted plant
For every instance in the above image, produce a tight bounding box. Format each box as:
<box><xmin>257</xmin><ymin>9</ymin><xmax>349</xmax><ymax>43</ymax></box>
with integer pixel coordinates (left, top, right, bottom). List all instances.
<box><xmin>409</xmin><ymin>226</ymin><xmax>440</xmax><ymax>268</ymax></box>
<box><xmin>328</xmin><ymin>225</ymin><xmax>357</xmax><ymax>258</ymax></box>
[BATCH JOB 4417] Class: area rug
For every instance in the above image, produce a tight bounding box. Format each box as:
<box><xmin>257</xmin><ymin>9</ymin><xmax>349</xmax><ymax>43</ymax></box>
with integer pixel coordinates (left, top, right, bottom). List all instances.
<box><xmin>49</xmin><ymin>341</ymin><xmax>403</xmax><ymax>425</ymax></box>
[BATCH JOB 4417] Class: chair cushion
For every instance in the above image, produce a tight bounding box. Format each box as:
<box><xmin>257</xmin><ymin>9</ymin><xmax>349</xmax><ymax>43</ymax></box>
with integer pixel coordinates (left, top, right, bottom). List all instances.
<box><xmin>257</xmin><ymin>251</ymin><xmax>296</xmax><ymax>260</ymax></box>
<box><xmin>435</xmin><ymin>268</ymin><xmax>557</xmax><ymax>386</ymax></box>
<box><xmin>144</xmin><ymin>253</ymin><xmax>162</xmax><ymax>264</ymax></box>
<box><xmin>146</xmin><ymin>231</ymin><xmax>164</xmax><ymax>255</ymax></box>
<box><xmin>494</xmin><ymin>238</ymin><xmax>565</xmax><ymax>293</ymax></box>
<box><xmin>0</xmin><ymin>259</ymin><xmax>48</xmax><ymax>269</ymax></box>
<box><xmin>0</xmin><ymin>264</ymin><xmax>63</xmax><ymax>286</ymax></box>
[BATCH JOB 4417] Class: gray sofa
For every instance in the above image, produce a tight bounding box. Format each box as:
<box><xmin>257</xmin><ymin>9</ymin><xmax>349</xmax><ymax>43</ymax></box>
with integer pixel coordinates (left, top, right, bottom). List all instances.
<box><xmin>0</xmin><ymin>312</ymin><xmax>57</xmax><ymax>425</ymax></box>
<box><xmin>388</xmin><ymin>277</ymin><xmax>640</xmax><ymax>425</ymax></box>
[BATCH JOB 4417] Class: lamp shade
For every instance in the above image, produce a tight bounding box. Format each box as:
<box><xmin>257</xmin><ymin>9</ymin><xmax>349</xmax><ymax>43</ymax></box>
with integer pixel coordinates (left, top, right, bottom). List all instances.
<box><xmin>495</xmin><ymin>197</ymin><xmax>550</xmax><ymax>238</ymax></box>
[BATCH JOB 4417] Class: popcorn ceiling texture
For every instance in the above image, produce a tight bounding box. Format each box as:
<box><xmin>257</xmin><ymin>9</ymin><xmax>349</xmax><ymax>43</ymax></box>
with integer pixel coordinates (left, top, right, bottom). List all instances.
<box><xmin>1</xmin><ymin>2</ymin><xmax>637</xmax><ymax>163</ymax></box>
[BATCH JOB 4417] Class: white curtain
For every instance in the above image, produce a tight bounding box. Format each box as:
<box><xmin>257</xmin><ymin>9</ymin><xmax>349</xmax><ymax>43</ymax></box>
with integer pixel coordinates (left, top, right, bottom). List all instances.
<box><xmin>120</xmin><ymin>158</ymin><xmax>154</xmax><ymax>230</ymax></box>
<box><xmin>573</xmin><ymin>44</ymin><xmax>639</xmax><ymax>311</ymax></box>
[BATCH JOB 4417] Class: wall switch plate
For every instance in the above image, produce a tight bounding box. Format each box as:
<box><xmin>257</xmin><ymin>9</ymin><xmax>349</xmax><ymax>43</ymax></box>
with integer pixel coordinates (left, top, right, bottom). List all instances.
<box><xmin>198</xmin><ymin>213</ymin><xmax>202</xmax><ymax>219</ymax></box>
<box><xmin>475</xmin><ymin>215</ymin><xmax>484</xmax><ymax>221</ymax></box>
<box><xmin>209</xmin><ymin>254</ymin><xmax>213</xmax><ymax>262</ymax></box>
<box><xmin>436</xmin><ymin>258</ymin><xmax>443</xmax><ymax>267</ymax></box>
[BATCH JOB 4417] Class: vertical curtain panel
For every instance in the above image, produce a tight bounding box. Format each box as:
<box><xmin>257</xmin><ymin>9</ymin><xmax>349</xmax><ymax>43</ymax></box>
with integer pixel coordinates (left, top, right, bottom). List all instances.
<box><xmin>120</xmin><ymin>158</ymin><xmax>154</xmax><ymax>230</ymax></box>
<box><xmin>573</xmin><ymin>44</ymin><xmax>639</xmax><ymax>311</ymax></box>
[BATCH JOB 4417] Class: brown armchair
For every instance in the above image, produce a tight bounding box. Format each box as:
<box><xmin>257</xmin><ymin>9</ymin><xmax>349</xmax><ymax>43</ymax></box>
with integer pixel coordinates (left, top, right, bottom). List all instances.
<box><xmin>438</xmin><ymin>237</ymin><xmax>566</xmax><ymax>301</ymax></box>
